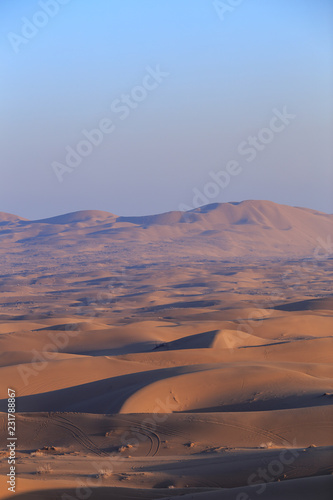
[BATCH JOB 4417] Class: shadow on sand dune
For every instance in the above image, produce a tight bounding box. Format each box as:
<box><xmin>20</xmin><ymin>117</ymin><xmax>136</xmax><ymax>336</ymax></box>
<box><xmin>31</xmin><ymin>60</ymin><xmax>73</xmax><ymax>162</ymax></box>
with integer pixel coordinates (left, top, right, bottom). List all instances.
<box><xmin>4</xmin><ymin>487</ymin><xmax>214</xmax><ymax>500</ymax></box>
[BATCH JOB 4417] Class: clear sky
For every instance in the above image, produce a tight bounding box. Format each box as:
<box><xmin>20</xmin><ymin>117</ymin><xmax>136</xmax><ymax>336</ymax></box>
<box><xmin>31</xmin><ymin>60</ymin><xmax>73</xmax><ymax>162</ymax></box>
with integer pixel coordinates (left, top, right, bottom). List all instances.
<box><xmin>1</xmin><ymin>0</ymin><xmax>332</xmax><ymax>219</ymax></box>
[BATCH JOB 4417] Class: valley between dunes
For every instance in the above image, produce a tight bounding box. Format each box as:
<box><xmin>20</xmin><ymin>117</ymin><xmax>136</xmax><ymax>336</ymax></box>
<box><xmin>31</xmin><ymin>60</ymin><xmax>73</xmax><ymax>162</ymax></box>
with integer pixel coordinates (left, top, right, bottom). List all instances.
<box><xmin>0</xmin><ymin>201</ymin><xmax>332</xmax><ymax>499</ymax></box>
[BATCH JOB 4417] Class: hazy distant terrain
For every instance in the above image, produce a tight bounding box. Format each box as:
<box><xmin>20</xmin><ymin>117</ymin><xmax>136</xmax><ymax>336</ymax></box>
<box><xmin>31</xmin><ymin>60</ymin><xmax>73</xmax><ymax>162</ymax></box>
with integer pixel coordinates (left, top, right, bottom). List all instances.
<box><xmin>0</xmin><ymin>201</ymin><xmax>332</xmax><ymax>499</ymax></box>
<box><xmin>1</xmin><ymin>201</ymin><xmax>332</xmax><ymax>264</ymax></box>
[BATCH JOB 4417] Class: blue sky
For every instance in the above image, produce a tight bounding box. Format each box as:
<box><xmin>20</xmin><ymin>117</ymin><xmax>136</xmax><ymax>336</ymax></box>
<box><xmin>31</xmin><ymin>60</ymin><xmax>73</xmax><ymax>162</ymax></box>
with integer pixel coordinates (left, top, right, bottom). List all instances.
<box><xmin>1</xmin><ymin>0</ymin><xmax>332</xmax><ymax>219</ymax></box>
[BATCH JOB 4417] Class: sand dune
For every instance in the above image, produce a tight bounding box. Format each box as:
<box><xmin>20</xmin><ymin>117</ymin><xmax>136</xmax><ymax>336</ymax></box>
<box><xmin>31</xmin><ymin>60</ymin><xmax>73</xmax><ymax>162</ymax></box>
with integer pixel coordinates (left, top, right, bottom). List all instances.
<box><xmin>0</xmin><ymin>201</ymin><xmax>332</xmax><ymax>498</ymax></box>
<box><xmin>32</xmin><ymin>210</ymin><xmax>115</xmax><ymax>225</ymax></box>
<box><xmin>0</xmin><ymin>409</ymin><xmax>332</xmax><ymax>498</ymax></box>
<box><xmin>120</xmin><ymin>362</ymin><xmax>333</xmax><ymax>413</ymax></box>
<box><xmin>1</xmin><ymin>200</ymin><xmax>332</xmax><ymax>260</ymax></box>
<box><xmin>162</xmin><ymin>476</ymin><xmax>333</xmax><ymax>500</ymax></box>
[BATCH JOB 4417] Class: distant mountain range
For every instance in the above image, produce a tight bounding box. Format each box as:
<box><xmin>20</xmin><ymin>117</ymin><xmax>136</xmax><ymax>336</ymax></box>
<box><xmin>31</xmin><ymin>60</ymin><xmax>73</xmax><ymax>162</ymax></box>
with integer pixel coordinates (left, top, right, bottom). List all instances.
<box><xmin>1</xmin><ymin>201</ymin><xmax>332</xmax><ymax>260</ymax></box>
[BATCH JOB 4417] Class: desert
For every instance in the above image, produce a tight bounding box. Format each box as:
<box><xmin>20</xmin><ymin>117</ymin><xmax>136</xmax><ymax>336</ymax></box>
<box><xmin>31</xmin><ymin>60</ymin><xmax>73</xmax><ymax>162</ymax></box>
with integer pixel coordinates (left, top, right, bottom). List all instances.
<box><xmin>0</xmin><ymin>200</ymin><xmax>332</xmax><ymax>499</ymax></box>
<box><xmin>3</xmin><ymin>0</ymin><xmax>333</xmax><ymax>497</ymax></box>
